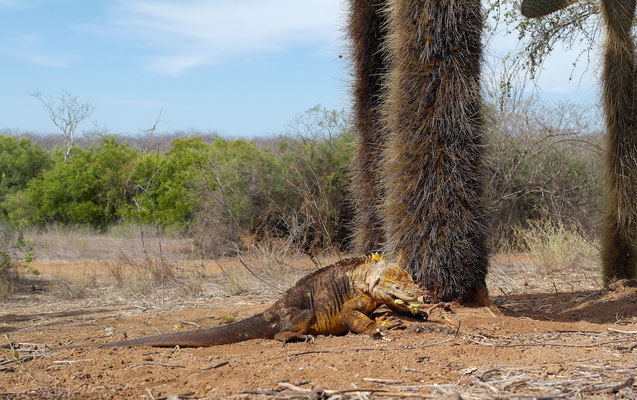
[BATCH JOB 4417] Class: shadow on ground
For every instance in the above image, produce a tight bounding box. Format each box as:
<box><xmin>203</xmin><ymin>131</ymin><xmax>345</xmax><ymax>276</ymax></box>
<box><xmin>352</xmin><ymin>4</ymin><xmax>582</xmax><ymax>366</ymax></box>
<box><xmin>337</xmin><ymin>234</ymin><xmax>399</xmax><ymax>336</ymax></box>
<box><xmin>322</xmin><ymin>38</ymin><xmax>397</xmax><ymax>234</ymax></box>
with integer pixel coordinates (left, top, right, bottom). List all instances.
<box><xmin>495</xmin><ymin>285</ymin><xmax>637</xmax><ymax>324</ymax></box>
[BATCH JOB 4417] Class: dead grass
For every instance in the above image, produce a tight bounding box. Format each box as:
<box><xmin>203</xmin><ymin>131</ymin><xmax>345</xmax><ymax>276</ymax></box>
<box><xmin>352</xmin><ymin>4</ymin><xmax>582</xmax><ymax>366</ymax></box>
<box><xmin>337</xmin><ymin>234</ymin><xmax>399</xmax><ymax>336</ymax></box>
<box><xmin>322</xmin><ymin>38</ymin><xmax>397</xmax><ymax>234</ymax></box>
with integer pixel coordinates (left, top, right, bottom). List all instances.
<box><xmin>216</xmin><ymin>236</ymin><xmax>335</xmax><ymax>298</ymax></box>
<box><xmin>488</xmin><ymin>220</ymin><xmax>602</xmax><ymax>296</ymax></box>
<box><xmin>25</xmin><ymin>224</ymin><xmax>193</xmax><ymax>262</ymax></box>
<box><xmin>20</xmin><ymin>224</ymin><xmax>209</xmax><ymax>300</ymax></box>
<box><xmin>20</xmin><ymin>224</ymin><xmax>338</xmax><ymax>301</ymax></box>
<box><xmin>515</xmin><ymin>220</ymin><xmax>599</xmax><ymax>274</ymax></box>
<box><xmin>177</xmin><ymin>263</ymin><xmax>206</xmax><ymax>297</ymax></box>
<box><xmin>0</xmin><ymin>269</ymin><xmax>13</xmax><ymax>300</ymax></box>
<box><xmin>13</xmin><ymin>220</ymin><xmax>602</xmax><ymax>304</ymax></box>
<box><xmin>107</xmin><ymin>251</ymin><xmax>177</xmax><ymax>294</ymax></box>
<box><xmin>50</xmin><ymin>274</ymin><xmax>94</xmax><ymax>299</ymax></box>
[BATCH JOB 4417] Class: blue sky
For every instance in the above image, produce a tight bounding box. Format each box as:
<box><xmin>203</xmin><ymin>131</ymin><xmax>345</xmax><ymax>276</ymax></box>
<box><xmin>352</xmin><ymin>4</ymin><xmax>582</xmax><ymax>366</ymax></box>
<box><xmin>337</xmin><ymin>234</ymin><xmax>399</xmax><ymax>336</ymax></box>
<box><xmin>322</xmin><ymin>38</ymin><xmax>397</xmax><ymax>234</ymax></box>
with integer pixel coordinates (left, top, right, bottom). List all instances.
<box><xmin>0</xmin><ymin>0</ymin><xmax>600</xmax><ymax>138</ymax></box>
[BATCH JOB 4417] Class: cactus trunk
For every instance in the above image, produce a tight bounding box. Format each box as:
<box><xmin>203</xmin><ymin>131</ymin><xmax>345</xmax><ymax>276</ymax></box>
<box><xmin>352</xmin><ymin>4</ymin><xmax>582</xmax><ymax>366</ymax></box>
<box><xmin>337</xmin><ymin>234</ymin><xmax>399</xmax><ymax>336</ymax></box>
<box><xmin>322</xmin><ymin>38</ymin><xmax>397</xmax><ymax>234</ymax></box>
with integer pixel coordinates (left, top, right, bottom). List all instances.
<box><xmin>381</xmin><ymin>0</ymin><xmax>488</xmax><ymax>301</ymax></box>
<box><xmin>520</xmin><ymin>0</ymin><xmax>578</xmax><ymax>18</ymax></box>
<box><xmin>349</xmin><ymin>0</ymin><xmax>389</xmax><ymax>253</ymax></box>
<box><xmin>600</xmin><ymin>0</ymin><xmax>637</xmax><ymax>282</ymax></box>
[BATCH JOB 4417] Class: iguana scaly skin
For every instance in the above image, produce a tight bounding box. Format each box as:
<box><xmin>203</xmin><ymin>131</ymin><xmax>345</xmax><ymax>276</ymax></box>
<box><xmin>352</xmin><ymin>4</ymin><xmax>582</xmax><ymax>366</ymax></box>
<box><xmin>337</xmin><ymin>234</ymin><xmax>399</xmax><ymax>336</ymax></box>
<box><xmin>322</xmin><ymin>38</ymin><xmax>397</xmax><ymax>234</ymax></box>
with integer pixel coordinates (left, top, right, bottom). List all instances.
<box><xmin>64</xmin><ymin>255</ymin><xmax>424</xmax><ymax>348</ymax></box>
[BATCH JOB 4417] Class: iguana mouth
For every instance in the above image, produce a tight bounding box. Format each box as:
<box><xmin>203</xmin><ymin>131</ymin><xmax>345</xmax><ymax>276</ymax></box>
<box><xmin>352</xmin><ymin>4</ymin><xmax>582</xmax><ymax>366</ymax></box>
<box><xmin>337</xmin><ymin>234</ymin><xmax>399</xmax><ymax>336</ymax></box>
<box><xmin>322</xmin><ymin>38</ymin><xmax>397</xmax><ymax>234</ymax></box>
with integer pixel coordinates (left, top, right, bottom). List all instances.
<box><xmin>393</xmin><ymin>298</ymin><xmax>422</xmax><ymax>313</ymax></box>
<box><xmin>392</xmin><ymin>295</ymin><xmax>417</xmax><ymax>304</ymax></box>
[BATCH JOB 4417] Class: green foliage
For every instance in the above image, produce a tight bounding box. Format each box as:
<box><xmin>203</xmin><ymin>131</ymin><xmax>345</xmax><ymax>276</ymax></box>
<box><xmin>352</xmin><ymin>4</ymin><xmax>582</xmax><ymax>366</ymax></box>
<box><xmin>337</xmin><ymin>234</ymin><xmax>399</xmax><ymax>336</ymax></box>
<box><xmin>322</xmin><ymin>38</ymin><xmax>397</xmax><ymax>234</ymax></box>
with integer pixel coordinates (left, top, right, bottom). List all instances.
<box><xmin>188</xmin><ymin>137</ymin><xmax>290</xmax><ymax>255</ymax></box>
<box><xmin>278</xmin><ymin>127</ymin><xmax>355</xmax><ymax>249</ymax></box>
<box><xmin>0</xmin><ymin>134</ymin><xmax>51</xmax><ymax>223</ymax></box>
<box><xmin>1</xmin><ymin>103</ymin><xmax>605</xmax><ymax>256</ymax></box>
<box><xmin>25</xmin><ymin>135</ymin><xmax>137</xmax><ymax>228</ymax></box>
<box><xmin>189</xmin><ymin>107</ymin><xmax>355</xmax><ymax>255</ymax></box>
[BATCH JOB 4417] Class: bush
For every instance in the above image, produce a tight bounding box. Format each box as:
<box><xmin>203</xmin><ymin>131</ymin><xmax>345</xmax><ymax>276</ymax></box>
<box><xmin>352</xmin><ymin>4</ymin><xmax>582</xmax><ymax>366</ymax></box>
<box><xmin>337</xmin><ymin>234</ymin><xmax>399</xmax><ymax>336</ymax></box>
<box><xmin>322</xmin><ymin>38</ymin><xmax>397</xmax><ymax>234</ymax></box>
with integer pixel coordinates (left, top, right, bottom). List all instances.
<box><xmin>121</xmin><ymin>137</ymin><xmax>209</xmax><ymax>229</ymax></box>
<box><xmin>188</xmin><ymin>107</ymin><xmax>355</xmax><ymax>256</ymax></box>
<box><xmin>25</xmin><ymin>135</ymin><xmax>137</xmax><ymax>228</ymax></box>
<box><xmin>0</xmin><ymin>224</ymin><xmax>14</xmax><ymax>299</ymax></box>
<box><xmin>0</xmin><ymin>134</ymin><xmax>51</xmax><ymax>224</ymax></box>
<box><xmin>278</xmin><ymin>128</ymin><xmax>355</xmax><ymax>251</ymax></box>
<box><xmin>189</xmin><ymin>137</ymin><xmax>288</xmax><ymax>256</ymax></box>
<box><xmin>484</xmin><ymin>100</ymin><xmax>604</xmax><ymax>243</ymax></box>
<box><xmin>0</xmin><ymin>223</ymin><xmax>38</xmax><ymax>300</ymax></box>
<box><xmin>0</xmin><ymin>101</ymin><xmax>606</xmax><ymax>259</ymax></box>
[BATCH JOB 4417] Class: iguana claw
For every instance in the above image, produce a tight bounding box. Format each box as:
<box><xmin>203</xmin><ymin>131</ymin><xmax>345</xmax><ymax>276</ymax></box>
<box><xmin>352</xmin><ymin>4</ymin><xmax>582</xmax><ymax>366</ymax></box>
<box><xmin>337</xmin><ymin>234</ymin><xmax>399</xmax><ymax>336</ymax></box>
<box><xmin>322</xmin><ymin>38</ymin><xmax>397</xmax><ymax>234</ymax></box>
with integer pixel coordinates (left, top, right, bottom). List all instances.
<box><xmin>374</xmin><ymin>315</ymin><xmax>405</xmax><ymax>331</ymax></box>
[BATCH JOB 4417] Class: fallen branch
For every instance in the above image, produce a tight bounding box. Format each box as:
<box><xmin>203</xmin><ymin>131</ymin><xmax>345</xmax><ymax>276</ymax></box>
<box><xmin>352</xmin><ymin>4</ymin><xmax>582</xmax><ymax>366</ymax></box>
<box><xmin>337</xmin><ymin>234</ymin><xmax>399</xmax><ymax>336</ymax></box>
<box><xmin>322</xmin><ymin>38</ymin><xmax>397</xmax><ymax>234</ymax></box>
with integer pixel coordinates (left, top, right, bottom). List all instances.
<box><xmin>609</xmin><ymin>377</ymin><xmax>635</xmax><ymax>394</ymax></box>
<box><xmin>608</xmin><ymin>328</ymin><xmax>637</xmax><ymax>334</ymax></box>
<box><xmin>52</xmin><ymin>359</ymin><xmax>94</xmax><ymax>365</ymax></box>
<box><xmin>0</xmin><ymin>355</ymin><xmax>34</xmax><ymax>367</ymax></box>
<box><xmin>468</xmin><ymin>337</ymin><xmax>629</xmax><ymax>348</ymax></box>
<box><xmin>402</xmin><ymin>338</ymin><xmax>455</xmax><ymax>350</ymax></box>
<box><xmin>286</xmin><ymin>338</ymin><xmax>454</xmax><ymax>358</ymax></box>
<box><xmin>199</xmin><ymin>361</ymin><xmax>229</xmax><ymax>371</ymax></box>
<box><xmin>243</xmin><ymin>387</ymin><xmax>432</xmax><ymax>399</ymax></box>
<box><xmin>127</xmin><ymin>362</ymin><xmax>185</xmax><ymax>369</ymax></box>
<box><xmin>363</xmin><ymin>378</ymin><xmax>408</xmax><ymax>384</ymax></box>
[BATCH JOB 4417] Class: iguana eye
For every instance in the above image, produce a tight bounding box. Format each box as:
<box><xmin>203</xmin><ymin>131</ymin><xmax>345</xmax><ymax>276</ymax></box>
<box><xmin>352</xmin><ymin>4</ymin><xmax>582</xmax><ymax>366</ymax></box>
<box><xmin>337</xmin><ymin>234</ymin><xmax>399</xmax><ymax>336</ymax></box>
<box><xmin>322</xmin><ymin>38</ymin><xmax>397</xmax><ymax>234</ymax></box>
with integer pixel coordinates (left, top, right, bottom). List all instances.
<box><xmin>393</xmin><ymin>284</ymin><xmax>400</xmax><ymax>290</ymax></box>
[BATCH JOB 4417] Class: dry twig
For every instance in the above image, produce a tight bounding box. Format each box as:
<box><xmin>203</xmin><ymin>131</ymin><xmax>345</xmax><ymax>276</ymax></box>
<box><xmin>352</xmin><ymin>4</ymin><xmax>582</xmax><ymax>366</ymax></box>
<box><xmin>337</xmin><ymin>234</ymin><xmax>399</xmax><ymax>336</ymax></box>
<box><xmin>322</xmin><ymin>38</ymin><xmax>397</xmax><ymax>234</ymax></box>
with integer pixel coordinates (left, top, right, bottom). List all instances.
<box><xmin>127</xmin><ymin>362</ymin><xmax>185</xmax><ymax>369</ymax></box>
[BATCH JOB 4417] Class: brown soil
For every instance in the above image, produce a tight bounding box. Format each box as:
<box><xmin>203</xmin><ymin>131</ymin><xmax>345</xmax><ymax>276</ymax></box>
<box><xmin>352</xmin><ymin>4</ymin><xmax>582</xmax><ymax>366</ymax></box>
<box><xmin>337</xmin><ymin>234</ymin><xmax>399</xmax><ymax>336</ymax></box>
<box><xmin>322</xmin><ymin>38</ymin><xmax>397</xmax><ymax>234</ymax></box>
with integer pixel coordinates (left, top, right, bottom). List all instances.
<box><xmin>2</xmin><ymin>258</ymin><xmax>637</xmax><ymax>399</ymax></box>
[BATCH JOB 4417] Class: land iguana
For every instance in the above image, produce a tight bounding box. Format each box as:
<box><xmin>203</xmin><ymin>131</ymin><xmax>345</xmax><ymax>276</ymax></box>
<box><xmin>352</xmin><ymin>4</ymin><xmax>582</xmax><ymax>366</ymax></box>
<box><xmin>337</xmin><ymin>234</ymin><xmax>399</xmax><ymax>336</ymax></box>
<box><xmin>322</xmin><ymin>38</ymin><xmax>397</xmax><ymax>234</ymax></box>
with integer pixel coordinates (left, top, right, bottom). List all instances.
<box><xmin>61</xmin><ymin>254</ymin><xmax>426</xmax><ymax>348</ymax></box>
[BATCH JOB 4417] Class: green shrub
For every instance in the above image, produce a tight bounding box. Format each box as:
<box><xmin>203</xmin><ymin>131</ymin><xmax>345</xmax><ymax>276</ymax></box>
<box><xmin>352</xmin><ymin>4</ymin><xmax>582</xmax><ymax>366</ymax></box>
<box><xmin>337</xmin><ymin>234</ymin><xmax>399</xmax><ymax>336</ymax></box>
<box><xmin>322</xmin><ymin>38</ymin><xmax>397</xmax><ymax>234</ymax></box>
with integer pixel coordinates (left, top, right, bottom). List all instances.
<box><xmin>25</xmin><ymin>135</ymin><xmax>137</xmax><ymax>228</ymax></box>
<box><xmin>0</xmin><ymin>135</ymin><xmax>51</xmax><ymax>224</ymax></box>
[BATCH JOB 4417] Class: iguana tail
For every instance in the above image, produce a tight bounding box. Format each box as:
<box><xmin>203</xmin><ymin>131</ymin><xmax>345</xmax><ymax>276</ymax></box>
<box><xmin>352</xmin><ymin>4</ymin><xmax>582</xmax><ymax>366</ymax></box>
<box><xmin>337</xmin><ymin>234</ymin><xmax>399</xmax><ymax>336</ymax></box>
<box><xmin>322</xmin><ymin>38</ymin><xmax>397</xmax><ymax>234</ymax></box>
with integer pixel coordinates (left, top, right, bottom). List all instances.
<box><xmin>99</xmin><ymin>313</ymin><xmax>279</xmax><ymax>348</ymax></box>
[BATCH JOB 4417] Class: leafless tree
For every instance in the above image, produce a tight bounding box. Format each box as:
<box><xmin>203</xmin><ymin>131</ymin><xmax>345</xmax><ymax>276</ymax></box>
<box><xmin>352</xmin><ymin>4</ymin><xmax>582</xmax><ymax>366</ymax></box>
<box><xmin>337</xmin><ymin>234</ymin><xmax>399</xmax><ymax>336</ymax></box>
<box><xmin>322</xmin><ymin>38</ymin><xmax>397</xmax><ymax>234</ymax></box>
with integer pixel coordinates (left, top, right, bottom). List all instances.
<box><xmin>29</xmin><ymin>90</ymin><xmax>95</xmax><ymax>162</ymax></box>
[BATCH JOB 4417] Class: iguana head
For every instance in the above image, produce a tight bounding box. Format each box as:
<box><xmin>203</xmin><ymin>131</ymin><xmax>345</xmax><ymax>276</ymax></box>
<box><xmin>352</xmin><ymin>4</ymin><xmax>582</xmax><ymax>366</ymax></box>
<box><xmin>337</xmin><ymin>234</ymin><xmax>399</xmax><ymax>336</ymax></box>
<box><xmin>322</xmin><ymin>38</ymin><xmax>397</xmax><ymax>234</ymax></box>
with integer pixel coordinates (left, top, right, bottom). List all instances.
<box><xmin>365</xmin><ymin>255</ymin><xmax>420</xmax><ymax>309</ymax></box>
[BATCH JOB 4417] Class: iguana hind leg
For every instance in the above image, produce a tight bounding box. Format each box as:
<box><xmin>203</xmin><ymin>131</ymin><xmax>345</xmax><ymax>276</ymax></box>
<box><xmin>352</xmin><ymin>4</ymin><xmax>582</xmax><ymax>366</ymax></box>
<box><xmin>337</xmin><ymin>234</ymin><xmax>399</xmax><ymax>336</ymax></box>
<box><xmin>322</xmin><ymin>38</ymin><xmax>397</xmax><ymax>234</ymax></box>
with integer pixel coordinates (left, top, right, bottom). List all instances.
<box><xmin>274</xmin><ymin>308</ymin><xmax>317</xmax><ymax>343</ymax></box>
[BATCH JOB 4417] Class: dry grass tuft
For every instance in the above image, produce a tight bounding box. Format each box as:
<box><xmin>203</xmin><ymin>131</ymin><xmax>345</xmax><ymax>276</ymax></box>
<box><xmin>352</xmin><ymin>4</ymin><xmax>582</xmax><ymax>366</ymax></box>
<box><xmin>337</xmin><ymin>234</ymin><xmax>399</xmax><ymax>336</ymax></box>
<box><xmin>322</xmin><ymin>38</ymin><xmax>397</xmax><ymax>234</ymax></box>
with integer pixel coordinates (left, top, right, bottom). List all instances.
<box><xmin>218</xmin><ymin>265</ymin><xmax>251</xmax><ymax>295</ymax></box>
<box><xmin>216</xmin><ymin>237</ymin><xmax>310</xmax><ymax>296</ymax></box>
<box><xmin>513</xmin><ymin>219</ymin><xmax>598</xmax><ymax>274</ymax></box>
<box><xmin>108</xmin><ymin>251</ymin><xmax>177</xmax><ymax>294</ymax></box>
<box><xmin>0</xmin><ymin>268</ymin><xmax>14</xmax><ymax>300</ymax></box>
<box><xmin>50</xmin><ymin>274</ymin><xmax>95</xmax><ymax>299</ymax></box>
<box><xmin>177</xmin><ymin>264</ymin><xmax>205</xmax><ymax>297</ymax></box>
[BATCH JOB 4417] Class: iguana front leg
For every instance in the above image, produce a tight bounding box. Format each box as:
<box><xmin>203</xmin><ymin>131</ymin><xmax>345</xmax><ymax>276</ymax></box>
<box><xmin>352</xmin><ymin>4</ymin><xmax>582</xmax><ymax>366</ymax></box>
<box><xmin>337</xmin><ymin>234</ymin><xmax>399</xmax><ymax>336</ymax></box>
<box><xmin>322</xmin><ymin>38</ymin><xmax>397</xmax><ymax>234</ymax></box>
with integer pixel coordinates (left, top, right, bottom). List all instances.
<box><xmin>341</xmin><ymin>295</ymin><xmax>403</xmax><ymax>335</ymax></box>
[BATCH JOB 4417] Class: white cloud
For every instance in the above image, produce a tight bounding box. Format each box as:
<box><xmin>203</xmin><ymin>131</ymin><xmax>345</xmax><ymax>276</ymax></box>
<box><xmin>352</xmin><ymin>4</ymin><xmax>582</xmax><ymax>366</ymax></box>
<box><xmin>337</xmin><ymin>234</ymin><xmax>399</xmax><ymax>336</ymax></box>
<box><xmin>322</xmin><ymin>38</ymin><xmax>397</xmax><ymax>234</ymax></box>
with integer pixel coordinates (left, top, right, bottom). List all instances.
<box><xmin>0</xmin><ymin>0</ymin><xmax>71</xmax><ymax>9</ymax></box>
<box><xmin>104</xmin><ymin>0</ymin><xmax>347</xmax><ymax>75</ymax></box>
<box><xmin>0</xmin><ymin>34</ymin><xmax>72</xmax><ymax>67</ymax></box>
<box><xmin>0</xmin><ymin>0</ymin><xmax>21</xmax><ymax>6</ymax></box>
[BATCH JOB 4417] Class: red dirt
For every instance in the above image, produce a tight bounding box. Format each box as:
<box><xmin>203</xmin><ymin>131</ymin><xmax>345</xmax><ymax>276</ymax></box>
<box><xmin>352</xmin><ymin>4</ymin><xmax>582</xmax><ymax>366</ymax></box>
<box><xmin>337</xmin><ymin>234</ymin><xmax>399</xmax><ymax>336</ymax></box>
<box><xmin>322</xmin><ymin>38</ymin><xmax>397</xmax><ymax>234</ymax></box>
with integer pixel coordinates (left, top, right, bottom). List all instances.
<box><xmin>2</xmin><ymin>260</ymin><xmax>637</xmax><ymax>399</ymax></box>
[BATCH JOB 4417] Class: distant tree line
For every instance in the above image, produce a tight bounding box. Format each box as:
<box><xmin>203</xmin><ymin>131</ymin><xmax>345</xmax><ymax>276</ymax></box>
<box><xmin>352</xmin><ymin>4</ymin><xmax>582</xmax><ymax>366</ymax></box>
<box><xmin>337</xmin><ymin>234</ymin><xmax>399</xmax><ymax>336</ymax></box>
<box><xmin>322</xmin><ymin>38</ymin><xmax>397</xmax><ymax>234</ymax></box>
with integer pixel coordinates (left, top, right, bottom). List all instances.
<box><xmin>0</xmin><ymin>103</ymin><xmax>605</xmax><ymax>255</ymax></box>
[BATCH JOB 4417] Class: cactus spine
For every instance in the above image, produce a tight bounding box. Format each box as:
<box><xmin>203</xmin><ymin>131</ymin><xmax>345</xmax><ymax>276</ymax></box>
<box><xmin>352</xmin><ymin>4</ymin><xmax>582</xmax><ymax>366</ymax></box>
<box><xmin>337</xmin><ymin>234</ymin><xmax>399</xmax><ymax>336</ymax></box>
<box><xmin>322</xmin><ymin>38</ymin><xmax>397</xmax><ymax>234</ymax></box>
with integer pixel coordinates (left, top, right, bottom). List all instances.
<box><xmin>380</xmin><ymin>0</ymin><xmax>489</xmax><ymax>301</ymax></box>
<box><xmin>600</xmin><ymin>0</ymin><xmax>637</xmax><ymax>282</ymax></box>
<box><xmin>349</xmin><ymin>0</ymin><xmax>389</xmax><ymax>253</ymax></box>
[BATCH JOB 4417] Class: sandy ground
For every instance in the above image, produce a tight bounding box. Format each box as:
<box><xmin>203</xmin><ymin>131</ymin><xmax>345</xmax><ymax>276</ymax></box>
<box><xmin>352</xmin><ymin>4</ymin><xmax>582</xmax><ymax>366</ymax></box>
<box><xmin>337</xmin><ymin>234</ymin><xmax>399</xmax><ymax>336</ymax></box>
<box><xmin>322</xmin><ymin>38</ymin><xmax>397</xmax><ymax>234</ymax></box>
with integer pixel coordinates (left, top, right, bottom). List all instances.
<box><xmin>1</xmin><ymin>257</ymin><xmax>637</xmax><ymax>399</ymax></box>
